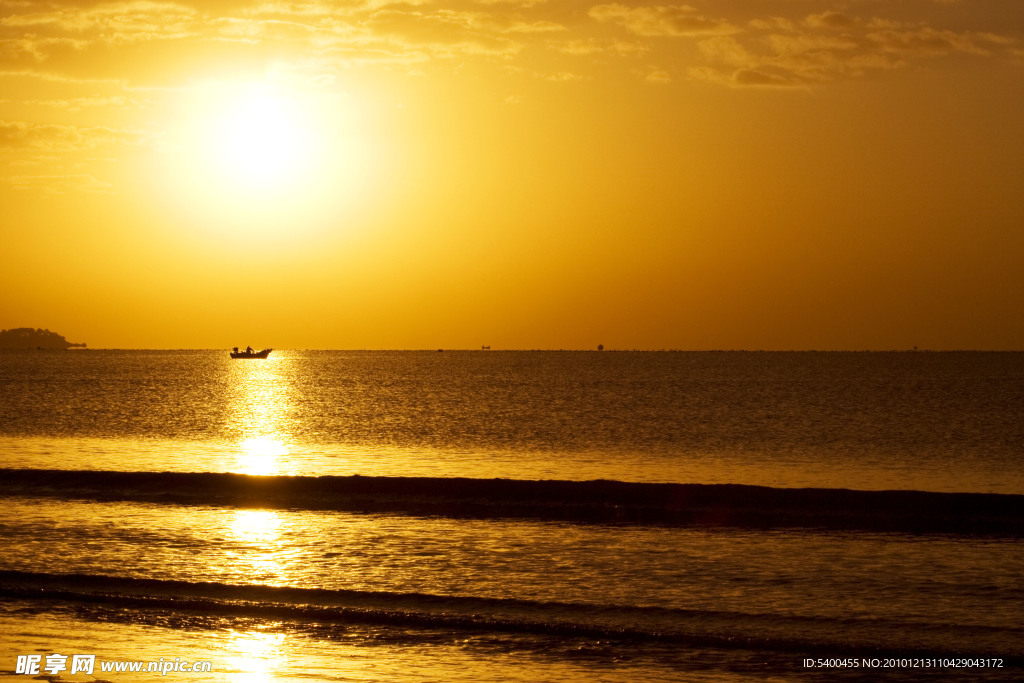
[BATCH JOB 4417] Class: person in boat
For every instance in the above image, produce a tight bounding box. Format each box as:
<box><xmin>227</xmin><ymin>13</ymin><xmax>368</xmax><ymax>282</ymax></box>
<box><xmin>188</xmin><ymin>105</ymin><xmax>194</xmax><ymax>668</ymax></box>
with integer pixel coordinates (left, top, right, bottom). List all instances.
<box><xmin>246</xmin><ymin>346</ymin><xmax>253</xmax><ymax>354</ymax></box>
<box><xmin>233</xmin><ymin>347</ymin><xmax>239</xmax><ymax>354</ymax></box>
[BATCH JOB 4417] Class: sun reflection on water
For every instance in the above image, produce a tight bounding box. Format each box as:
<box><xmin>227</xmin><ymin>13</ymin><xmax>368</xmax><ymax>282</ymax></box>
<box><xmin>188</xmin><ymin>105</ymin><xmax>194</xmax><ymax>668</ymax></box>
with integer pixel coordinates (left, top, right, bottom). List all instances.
<box><xmin>230</xmin><ymin>508</ymin><xmax>283</xmax><ymax>543</ymax></box>
<box><xmin>227</xmin><ymin>509</ymin><xmax>291</xmax><ymax>586</ymax></box>
<box><xmin>237</xmin><ymin>436</ymin><xmax>289</xmax><ymax>476</ymax></box>
<box><xmin>227</xmin><ymin>353</ymin><xmax>295</xmax><ymax>476</ymax></box>
<box><xmin>223</xmin><ymin>628</ymin><xmax>287</xmax><ymax>683</ymax></box>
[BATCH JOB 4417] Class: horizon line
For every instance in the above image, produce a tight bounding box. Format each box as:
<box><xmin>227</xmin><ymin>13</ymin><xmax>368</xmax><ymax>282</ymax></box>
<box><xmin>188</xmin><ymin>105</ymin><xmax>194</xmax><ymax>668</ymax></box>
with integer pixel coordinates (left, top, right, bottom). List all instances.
<box><xmin>36</xmin><ymin>347</ymin><xmax>1024</xmax><ymax>353</ymax></box>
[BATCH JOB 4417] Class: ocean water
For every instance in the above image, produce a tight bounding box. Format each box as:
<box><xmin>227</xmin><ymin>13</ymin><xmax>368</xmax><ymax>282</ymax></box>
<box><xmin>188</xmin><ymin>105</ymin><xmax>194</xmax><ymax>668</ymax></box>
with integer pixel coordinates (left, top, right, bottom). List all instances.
<box><xmin>1</xmin><ymin>350</ymin><xmax>1022</xmax><ymax>681</ymax></box>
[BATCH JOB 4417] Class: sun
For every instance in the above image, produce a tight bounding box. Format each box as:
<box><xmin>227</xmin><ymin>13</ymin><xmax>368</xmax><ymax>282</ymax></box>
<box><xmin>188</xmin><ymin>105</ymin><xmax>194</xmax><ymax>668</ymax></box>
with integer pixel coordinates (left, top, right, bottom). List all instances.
<box><xmin>184</xmin><ymin>80</ymin><xmax>320</xmax><ymax>199</ymax></box>
<box><xmin>157</xmin><ymin>74</ymin><xmax>377</xmax><ymax>239</ymax></box>
<box><xmin>209</xmin><ymin>83</ymin><xmax>314</xmax><ymax>191</ymax></box>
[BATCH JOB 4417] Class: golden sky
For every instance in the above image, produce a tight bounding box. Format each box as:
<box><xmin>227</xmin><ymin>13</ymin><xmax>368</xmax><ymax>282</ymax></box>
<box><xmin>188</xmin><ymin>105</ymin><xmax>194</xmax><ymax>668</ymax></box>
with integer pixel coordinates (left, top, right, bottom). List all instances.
<box><xmin>2</xmin><ymin>0</ymin><xmax>1022</xmax><ymax>349</ymax></box>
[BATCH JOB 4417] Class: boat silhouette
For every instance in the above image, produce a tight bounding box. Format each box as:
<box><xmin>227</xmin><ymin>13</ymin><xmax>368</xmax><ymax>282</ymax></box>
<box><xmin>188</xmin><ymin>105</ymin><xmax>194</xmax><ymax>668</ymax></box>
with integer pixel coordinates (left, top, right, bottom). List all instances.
<box><xmin>230</xmin><ymin>347</ymin><xmax>272</xmax><ymax>359</ymax></box>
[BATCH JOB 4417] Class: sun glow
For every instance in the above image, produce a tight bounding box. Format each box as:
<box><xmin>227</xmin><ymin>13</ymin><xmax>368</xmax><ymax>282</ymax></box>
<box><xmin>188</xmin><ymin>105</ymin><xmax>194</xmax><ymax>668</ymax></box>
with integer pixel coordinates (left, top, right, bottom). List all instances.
<box><xmin>208</xmin><ymin>84</ymin><xmax>315</xmax><ymax>191</ymax></box>
<box><xmin>158</xmin><ymin>75</ymin><xmax>377</xmax><ymax>238</ymax></box>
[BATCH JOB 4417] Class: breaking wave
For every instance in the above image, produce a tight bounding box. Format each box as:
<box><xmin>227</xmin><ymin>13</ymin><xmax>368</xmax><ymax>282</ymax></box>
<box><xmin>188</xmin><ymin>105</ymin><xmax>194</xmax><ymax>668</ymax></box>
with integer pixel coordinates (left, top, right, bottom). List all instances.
<box><xmin>3</xmin><ymin>468</ymin><xmax>1023</xmax><ymax>535</ymax></box>
<box><xmin>2</xmin><ymin>570</ymin><xmax>1022</xmax><ymax>662</ymax></box>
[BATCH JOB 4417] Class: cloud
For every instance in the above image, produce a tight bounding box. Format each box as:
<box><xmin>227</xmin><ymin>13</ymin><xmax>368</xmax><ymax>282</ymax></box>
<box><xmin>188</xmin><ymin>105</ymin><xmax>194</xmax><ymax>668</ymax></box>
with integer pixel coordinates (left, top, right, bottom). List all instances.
<box><xmin>589</xmin><ymin>4</ymin><xmax>737</xmax><ymax>37</ymax></box>
<box><xmin>0</xmin><ymin>68</ymin><xmax>124</xmax><ymax>85</ymax></box>
<box><xmin>553</xmin><ymin>37</ymin><xmax>648</xmax><ymax>57</ymax></box>
<box><xmin>731</xmin><ymin>67</ymin><xmax>801</xmax><ymax>88</ymax></box>
<box><xmin>804</xmin><ymin>11</ymin><xmax>858</xmax><ymax>30</ymax></box>
<box><xmin>0</xmin><ymin>0</ymin><xmax>1018</xmax><ymax>92</ymax></box>
<box><xmin>768</xmin><ymin>34</ymin><xmax>859</xmax><ymax>58</ymax></box>
<box><xmin>0</xmin><ymin>120</ymin><xmax>140</xmax><ymax>151</ymax></box>
<box><xmin>366</xmin><ymin>9</ymin><xmax>524</xmax><ymax>58</ymax></box>
<box><xmin>544</xmin><ymin>70</ymin><xmax>580</xmax><ymax>81</ymax></box>
<box><xmin>1</xmin><ymin>1</ymin><xmax>198</xmax><ymax>37</ymax></box>
<box><xmin>644</xmin><ymin>65</ymin><xmax>670</xmax><ymax>83</ymax></box>
<box><xmin>20</xmin><ymin>95</ymin><xmax>142</xmax><ymax>112</ymax></box>
<box><xmin>866</xmin><ymin>25</ymin><xmax>1004</xmax><ymax>58</ymax></box>
<box><xmin>694</xmin><ymin>9</ymin><xmax>1021</xmax><ymax>88</ymax></box>
<box><xmin>687</xmin><ymin>65</ymin><xmax>803</xmax><ymax>89</ymax></box>
<box><xmin>0</xmin><ymin>2</ymin><xmax>201</xmax><ymax>72</ymax></box>
<box><xmin>5</xmin><ymin>173</ymin><xmax>114</xmax><ymax>194</ymax></box>
<box><xmin>0</xmin><ymin>35</ymin><xmax>89</xmax><ymax>63</ymax></box>
<box><xmin>698</xmin><ymin>36</ymin><xmax>755</xmax><ymax>68</ymax></box>
<box><xmin>0</xmin><ymin>1</ymin><xmax>543</xmax><ymax>75</ymax></box>
<box><xmin>504</xmin><ymin>20</ymin><xmax>564</xmax><ymax>34</ymax></box>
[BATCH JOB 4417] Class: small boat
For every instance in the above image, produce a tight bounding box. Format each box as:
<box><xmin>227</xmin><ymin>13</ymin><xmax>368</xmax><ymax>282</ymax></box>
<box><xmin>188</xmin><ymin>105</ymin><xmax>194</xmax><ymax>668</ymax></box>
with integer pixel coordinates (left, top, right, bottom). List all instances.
<box><xmin>230</xmin><ymin>347</ymin><xmax>272</xmax><ymax>359</ymax></box>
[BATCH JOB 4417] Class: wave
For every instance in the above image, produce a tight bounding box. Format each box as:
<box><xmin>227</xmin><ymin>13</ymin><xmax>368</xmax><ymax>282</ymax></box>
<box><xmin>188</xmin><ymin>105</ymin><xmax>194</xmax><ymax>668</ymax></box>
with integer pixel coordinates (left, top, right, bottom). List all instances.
<box><xmin>3</xmin><ymin>468</ymin><xmax>1023</xmax><ymax>535</ymax></box>
<box><xmin>1</xmin><ymin>570</ymin><xmax>1021</xmax><ymax>662</ymax></box>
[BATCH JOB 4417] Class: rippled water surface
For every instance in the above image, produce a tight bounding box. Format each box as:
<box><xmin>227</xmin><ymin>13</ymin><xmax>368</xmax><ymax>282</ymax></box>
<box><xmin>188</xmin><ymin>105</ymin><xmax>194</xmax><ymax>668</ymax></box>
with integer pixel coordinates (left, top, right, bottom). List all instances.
<box><xmin>2</xmin><ymin>350</ymin><xmax>1022</xmax><ymax>491</ymax></box>
<box><xmin>3</xmin><ymin>497</ymin><xmax>1022</xmax><ymax>628</ymax></box>
<box><xmin>2</xmin><ymin>350</ymin><xmax>1022</xmax><ymax>681</ymax></box>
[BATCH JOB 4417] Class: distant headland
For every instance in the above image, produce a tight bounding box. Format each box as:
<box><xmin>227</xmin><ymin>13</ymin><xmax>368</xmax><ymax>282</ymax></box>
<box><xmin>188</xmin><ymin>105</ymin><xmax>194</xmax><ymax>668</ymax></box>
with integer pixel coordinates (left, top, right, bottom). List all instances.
<box><xmin>0</xmin><ymin>328</ymin><xmax>86</xmax><ymax>349</ymax></box>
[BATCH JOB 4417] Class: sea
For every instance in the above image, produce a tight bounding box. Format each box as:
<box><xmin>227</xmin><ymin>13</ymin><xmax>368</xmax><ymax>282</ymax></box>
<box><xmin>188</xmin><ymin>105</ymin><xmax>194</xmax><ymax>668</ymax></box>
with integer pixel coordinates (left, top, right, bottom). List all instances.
<box><xmin>1</xmin><ymin>349</ymin><xmax>1022</xmax><ymax>682</ymax></box>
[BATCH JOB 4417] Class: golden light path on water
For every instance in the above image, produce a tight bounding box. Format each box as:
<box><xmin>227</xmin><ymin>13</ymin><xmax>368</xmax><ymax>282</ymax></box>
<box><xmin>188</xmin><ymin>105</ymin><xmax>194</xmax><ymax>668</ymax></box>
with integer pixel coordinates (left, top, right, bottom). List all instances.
<box><xmin>223</xmin><ymin>356</ymin><xmax>295</xmax><ymax>681</ymax></box>
<box><xmin>227</xmin><ymin>508</ymin><xmax>290</xmax><ymax>586</ymax></box>
<box><xmin>227</xmin><ymin>355</ymin><xmax>293</xmax><ymax>476</ymax></box>
<box><xmin>238</xmin><ymin>436</ymin><xmax>289</xmax><ymax>476</ymax></box>
<box><xmin>222</xmin><ymin>628</ymin><xmax>288</xmax><ymax>683</ymax></box>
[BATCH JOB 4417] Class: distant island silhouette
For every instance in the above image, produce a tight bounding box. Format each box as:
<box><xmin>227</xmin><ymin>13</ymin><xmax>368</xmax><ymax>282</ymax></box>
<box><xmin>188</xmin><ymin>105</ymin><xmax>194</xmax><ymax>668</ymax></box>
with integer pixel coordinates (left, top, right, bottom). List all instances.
<box><xmin>0</xmin><ymin>328</ymin><xmax>86</xmax><ymax>349</ymax></box>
